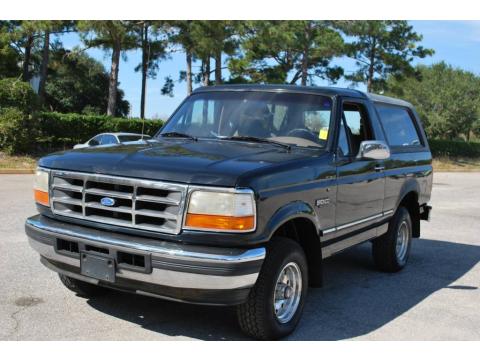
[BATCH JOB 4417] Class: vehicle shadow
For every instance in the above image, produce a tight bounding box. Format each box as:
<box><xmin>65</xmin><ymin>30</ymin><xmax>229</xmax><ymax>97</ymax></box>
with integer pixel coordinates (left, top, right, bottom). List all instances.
<box><xmin>85</xmin><ymin>238</ymin><xmax>480</xmax><ymax>340</ymax></box>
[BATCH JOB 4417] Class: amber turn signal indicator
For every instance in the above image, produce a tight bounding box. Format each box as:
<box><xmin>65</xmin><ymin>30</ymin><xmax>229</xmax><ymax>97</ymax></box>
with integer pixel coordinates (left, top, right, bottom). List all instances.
<box><xmin>185</xmin><ymin>213</ymin><xmax>255</xmax><ymax>231</ymax></box>
<box><xmin>34</xmin><ymin>189</ymin><xmax>49</xmax><ymax>206</ymax></box>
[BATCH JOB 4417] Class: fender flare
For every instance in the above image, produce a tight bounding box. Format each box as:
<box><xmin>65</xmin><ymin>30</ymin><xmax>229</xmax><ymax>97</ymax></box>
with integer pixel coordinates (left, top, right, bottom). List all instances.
<box><xmin>394</xmin><ymin>178</ymin><xmax>421</xmax><ymax>237</ymax></box>
<box><xmin>395</xmin><ymin>178</ymin><xmax>421</xmax><ymax>212</ymax></box>
<box><xmin>262</xmin><ymin>200</ymin><xmax>320</xmax><ymax>242</ymax></box>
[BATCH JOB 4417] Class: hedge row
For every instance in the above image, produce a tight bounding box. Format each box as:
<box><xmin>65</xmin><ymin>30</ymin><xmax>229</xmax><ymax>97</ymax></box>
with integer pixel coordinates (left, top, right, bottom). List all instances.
<box><xmin>36</xmin><ymin>112</ymin><xmax>164</xmax><ymax>151</ymax></box>
<box><xmin>0</xmin><ymin>111</ymin><xmax>164</xmax><ymax>155</ymax></box>
<box><xmin>429</xmin><ymin>139</ymin><xmax>480</xmax><ymax>158</ymax></box>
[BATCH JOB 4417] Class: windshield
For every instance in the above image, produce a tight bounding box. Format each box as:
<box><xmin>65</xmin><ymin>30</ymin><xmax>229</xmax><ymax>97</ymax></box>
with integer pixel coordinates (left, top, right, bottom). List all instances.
<box><xmin>158</xmin><ymin>91</ymin><xmax>333</xmax><ymax>148</ymax></box>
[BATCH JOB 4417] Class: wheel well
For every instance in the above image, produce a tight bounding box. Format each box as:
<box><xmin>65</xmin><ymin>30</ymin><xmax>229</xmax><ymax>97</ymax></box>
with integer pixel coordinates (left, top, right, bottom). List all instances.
<box><xmin>398</xmin><ymin>191</ymin><xmax>420</xmax><ymax>238</ymax></box>
<box><xmin>272</xmin><ymin>217</ymin><xmax>323</xmax><ymax>287</ymax></box>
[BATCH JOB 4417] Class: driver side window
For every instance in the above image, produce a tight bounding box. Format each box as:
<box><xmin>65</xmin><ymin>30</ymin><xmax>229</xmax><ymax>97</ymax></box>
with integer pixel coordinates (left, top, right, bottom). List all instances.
<box><xmin>338</xmin><ymin>102</ymin><xmax>374</xmax><ymax>157</ymax></box>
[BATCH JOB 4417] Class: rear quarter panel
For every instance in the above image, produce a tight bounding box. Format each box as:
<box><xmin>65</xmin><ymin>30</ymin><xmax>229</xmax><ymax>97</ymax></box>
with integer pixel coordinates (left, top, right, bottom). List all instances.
<box><xmin>383</xmin><ymin>151</ymin><xmax>433</xmax><ymax>212</ymax></box>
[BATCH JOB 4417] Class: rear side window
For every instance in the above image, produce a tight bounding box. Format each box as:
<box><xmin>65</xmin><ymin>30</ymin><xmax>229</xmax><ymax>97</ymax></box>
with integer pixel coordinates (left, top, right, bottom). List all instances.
<box><xmin>375</xmin><ymin>104</ymin><xmax>422</xmax><ymax>147</ymax></box>
<box><xmin>101</xmin><ymin>135</ymin><xmax>118</xmax><ymax>145</ymax></box>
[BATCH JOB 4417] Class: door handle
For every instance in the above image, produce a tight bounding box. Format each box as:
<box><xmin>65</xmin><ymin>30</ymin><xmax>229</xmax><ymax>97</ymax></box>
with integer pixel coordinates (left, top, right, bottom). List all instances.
<box><xmin>374</xmin><ymin>165</ymin><xmax>385</xmax><ymax>172</ymax></box>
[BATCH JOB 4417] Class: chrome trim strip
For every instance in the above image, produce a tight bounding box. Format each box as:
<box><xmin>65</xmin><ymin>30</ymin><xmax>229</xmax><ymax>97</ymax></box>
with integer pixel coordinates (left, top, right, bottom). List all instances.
<box><xmin>322</xmin><ymin>227</ymin><xmax>337</xmax><ymax>235</ymax></box>
<box><xmin>336</xmin><ymin>213</ymin><xmax>383</xmax><ymax>231</ymax></box>
<box><xmin>26</xmin><ymin>216</ymin><xmax>266</xmax><ymax>264</ymax></box>
<box><xmin>321</xmin><ymin>209</ymin><xmax>395</xmax><ymax>236</ymax></box>
<box><xmin>33</xmin><ymin>240</ymin><xmax>259</xmax><ymax>290</ymax></box>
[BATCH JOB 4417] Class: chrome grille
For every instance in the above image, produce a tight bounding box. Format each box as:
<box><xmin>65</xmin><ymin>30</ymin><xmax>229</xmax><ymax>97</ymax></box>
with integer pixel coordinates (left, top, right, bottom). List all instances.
<box><xmin>50</xmin><ymin>170</ymin><xmax>187</xmax><ymax>234</ymax></box>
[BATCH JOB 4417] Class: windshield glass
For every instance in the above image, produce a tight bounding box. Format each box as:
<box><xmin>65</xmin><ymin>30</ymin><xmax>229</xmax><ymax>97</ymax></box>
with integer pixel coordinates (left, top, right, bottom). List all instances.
<box><xmin>158</xmin><ymin>91</ymin><xmax>333</xmax><ymax>148</ymax></box>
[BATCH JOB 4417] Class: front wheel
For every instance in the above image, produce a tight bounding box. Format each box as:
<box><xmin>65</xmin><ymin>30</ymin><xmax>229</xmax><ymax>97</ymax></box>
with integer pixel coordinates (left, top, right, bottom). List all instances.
<box><xmin>58</xmin><ymin>274</ymin><xmax>106</xmax><ymax>297</ymax></box>
<box><xmin>237</xmin><ymin>237</ymin><xmax>308</xmax><ymax>340</ymax></box>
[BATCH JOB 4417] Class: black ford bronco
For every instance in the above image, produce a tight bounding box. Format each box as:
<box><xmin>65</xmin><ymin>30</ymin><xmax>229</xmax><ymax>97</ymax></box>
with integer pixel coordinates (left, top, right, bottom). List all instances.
<box><xmin>26</xmin><ymin>85</ymin><xmax>432</xmax><ymax>340</ymax></box>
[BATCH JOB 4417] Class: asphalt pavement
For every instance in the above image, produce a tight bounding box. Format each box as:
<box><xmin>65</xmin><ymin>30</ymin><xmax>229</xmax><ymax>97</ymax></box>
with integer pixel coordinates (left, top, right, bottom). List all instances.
<box><xmin>0</xmin><ymin>172</ymin><xmax>479</xmax><ymax>340</ymax></box>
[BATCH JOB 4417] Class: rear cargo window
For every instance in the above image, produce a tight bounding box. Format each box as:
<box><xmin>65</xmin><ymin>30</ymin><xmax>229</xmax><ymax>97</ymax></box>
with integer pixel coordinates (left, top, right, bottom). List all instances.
<box><xmin>375</xmin><ymin>104</ymin><xmax>422</xmax><ymax>147</ymax></box>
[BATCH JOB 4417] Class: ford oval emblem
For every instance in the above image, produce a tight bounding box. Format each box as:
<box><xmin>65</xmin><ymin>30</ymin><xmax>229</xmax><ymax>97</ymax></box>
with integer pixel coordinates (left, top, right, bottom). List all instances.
<box><xmin>100</xmin><ymin>197</ymin><xmax>116</xmax><ymax>207</ymax></box>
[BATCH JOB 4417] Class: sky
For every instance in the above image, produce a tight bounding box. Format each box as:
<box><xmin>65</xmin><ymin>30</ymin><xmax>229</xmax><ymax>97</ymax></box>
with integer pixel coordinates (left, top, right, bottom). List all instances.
<box><xmin>59</xmin><ymin>21</ymin><xmax>480</xmax><ymax>119</ymax></box>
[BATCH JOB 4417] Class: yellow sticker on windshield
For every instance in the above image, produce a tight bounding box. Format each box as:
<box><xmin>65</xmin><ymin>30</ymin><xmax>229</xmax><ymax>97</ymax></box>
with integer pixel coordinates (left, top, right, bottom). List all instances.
<box><xmin>319</xmin><ymin>128</ymin><xmax>328</xmax><ymax>140</ymax></box>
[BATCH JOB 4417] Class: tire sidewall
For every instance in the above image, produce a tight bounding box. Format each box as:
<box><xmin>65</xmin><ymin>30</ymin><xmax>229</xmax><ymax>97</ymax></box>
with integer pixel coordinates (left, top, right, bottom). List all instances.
<box><xmin>262</xmin><ymin>240</ymin><xmax>308</xmax><ymax>338</ymax></box>
<box><xmin>392</xmin><ymin>207</ymin><xmax>412</xmax><ymax>267</ymax></box>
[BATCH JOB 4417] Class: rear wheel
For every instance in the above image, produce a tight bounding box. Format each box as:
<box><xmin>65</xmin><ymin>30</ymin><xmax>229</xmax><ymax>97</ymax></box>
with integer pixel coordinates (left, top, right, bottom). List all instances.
<box><xmin>58</xmin><ymin>274</ymin><xmax>106</xmax><ymax>297</ymax></box>
<box><xmin>237</xmin><ymin>237</ymin><xmax>308</xmax><ymax>340</ymax></box>
<box><xmin>372</xmin><ymin>206</ymin><xmax>412</xmax><ymax>272</ymax></box>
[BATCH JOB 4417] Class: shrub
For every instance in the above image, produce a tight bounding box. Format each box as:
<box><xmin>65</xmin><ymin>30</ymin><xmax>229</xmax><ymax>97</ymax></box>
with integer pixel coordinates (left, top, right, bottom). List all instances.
<box><xmin>0</xmin><ymin>107</ymin><xmax>37</xmax><ymax>155</ymax></box>
<box><xmin>0</xmin><ymin>78</ymin><xmax>38</xmax><ymax>113</ymax></box>
<box><xmin>36</xmin><ymin>112</ymin><xmax>164</xmax><ymax>152</ymax></box>
<box><xmin>429</xmin><ymin>139</ymin><xmax>480</xmax><ymax>158</ymax></box>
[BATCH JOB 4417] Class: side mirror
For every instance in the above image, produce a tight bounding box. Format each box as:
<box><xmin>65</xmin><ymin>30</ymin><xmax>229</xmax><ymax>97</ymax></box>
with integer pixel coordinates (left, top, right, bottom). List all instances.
<box><xmin>357</xmin><ymin>140</ymin><xmax>390</xmax><ymax>160</ymax></box>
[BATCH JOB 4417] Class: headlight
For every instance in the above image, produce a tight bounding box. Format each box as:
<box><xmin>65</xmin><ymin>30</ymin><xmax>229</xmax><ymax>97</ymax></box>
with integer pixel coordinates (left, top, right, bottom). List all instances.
<box><xmin>184</xmin><ymin>189</ymin><xmax>256</xmax><ymax>232</ymax></box>
<box><xmin>34</xmin><ymin>168</ymin><xmax>50</xmax><ymax>206</ymax></box>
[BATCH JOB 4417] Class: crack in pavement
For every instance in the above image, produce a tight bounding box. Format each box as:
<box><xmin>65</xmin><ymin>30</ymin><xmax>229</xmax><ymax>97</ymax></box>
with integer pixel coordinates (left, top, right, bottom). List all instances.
<box><xmin>4</xmin><ymin>296</ymin><xmax>44</xmax><ymax>339</ymax></box>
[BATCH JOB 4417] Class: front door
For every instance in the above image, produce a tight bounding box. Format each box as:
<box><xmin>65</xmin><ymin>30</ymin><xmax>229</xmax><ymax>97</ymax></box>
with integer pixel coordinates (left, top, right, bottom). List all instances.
<box><xmin>328</xmin><ymin>99</ymin><xmax>386</xmax><ymax>254</ymax></box>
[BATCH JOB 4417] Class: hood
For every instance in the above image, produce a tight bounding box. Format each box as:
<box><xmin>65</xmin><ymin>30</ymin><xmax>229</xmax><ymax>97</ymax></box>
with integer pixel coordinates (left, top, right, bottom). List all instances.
<box><xmin>38</xmin><ymin>139</ymin><xmax>322</xmax><ymax>187</ymax></box>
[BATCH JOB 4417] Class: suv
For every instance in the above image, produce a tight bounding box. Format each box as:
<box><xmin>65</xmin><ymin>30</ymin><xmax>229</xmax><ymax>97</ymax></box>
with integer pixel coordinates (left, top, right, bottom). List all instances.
<box><xmin>26</xmin><ymin>85</ymin><xmax>432</xmax><ymax>340</ymax></box>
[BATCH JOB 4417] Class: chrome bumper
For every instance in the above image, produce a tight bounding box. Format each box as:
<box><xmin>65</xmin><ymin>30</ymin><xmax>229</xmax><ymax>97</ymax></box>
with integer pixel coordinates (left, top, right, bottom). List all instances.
<box><xmin>26</xmin><ymin>215</ymin><xmax>265</xmax><ymax>305</ymax></box>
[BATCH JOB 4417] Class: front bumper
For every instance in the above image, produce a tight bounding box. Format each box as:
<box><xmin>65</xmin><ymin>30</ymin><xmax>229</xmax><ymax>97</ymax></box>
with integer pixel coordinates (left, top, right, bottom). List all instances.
<box><xmin>26</xmin><ymin>215</ymin><xmax>265</xmax><ymax>305</ymax></box>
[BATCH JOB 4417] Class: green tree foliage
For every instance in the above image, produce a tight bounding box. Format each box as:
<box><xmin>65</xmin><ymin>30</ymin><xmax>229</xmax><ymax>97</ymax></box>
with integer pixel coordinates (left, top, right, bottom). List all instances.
<box><xmin>78</xmin><ymin>21</ymin><xmax>136</xmax><ymax>116</ymax></box>
<box><xmin>36</xmin><ymin>21</ymin><xmax>76</xmax><ymax>105</ymax></box>
<box><xmin>132</xmin><ymin>21</ymin><xmax>168</xmax><ymax>118</ymax></box>
<box><xmin>44</xmin><ymin>49</ymin><xmax>129</xmax><ymax>116</ymax></box>
<box><xmin>0</xmin><ymin>78</ymin><xmax>39</xmax><ymax>154</ymax></box>
<box><xmin>0</xmin><ymin>21</ymin><xmax>21</xmax><ymax>78</ymax></box>
<box><xmin>229</xmin><ymin>21</ymin><xmax>344</xmax><ymax>85</ymax></box>
<box><xmin>9</xmin><ymin>20</ymin><xmax>42</xmax><ymax>81</ymax></box>
<box><xmin>166</xmin><ymin>20</ymin><xmax>239</xmax><ymax>95</ymax></box>
<box><xmin>0</xmin><ymin>107</ymin><xmax>34</xmax><ymax>154</ymax></box>
<box><xmin>0</xmin><ymin>77</ymin><xmax>38</xmax><ymax>113</ymax></box>
<box><xmin>191</xmin><ymin>20</ymin><xmax>239</xmax><ymax>85</ymax></box>
<box><xmin>167</xmin><ymin>20</ymin><xmax>196</xmax><ymax>94</ymax></box>
<box><xmin>385</xmin><ymin>62</ymin><xmax>480</xmax><ymax>140</ymax></box>
<box><xmin>340</xmin><ymin>21</ymin><xmax>433</xmax><ymax>92</ymax></box>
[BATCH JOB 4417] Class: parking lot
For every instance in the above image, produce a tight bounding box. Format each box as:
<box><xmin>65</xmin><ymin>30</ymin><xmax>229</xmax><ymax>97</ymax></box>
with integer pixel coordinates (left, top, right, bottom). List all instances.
<box><xmin>0</xmin><ymin>172</ymin><xmax>479</xmax><ymax>340</ymax></box>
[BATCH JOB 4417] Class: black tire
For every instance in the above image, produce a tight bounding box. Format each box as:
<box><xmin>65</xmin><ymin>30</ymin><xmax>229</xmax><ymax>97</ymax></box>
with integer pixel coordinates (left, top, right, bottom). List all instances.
<box><xmin>237</xmin><ymin>237</ymin><xmax>308</xmax><ymax>340</ymax></box>
<box><xmin>372</xmin><ymin>206</ymin><xmax>412</xmax><ymax>272</ymax></box>
<box><xmin>58</xmin><ymin>274</ymin><xmax>106</xmax><ymax>297</ymax></box>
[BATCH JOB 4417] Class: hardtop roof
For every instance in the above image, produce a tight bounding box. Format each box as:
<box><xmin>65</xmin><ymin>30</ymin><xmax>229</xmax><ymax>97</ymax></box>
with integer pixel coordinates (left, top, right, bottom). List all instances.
<box><xmin>193</xmin><ymin>84</ymin><xmax>413</xmax><ymax>108</ymax></box>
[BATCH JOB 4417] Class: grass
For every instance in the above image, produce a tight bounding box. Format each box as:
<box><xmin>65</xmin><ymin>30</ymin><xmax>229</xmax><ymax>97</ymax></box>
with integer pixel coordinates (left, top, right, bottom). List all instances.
<box><xmin>0</xmin><ymin>152</ymin><xmax>37</xmax><ymax>170</ymax></box>
<box><xmin>432</xmin><ymin>157</ymin><xmax>480</xmax><ymax>172</ymax></box>
<box><xmin>0</xmin><ymin>151</ymin><xmax>479</xmax><ymax>173</ymax></box>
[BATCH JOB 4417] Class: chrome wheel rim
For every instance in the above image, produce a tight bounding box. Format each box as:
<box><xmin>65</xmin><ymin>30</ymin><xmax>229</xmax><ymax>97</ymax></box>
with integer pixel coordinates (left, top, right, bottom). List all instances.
<box><xmin>396</xmin><ymin>221</ymin><xmax>409</xmax><ymax>262</ymax></box>
<box><xmin>273</xmin><ymin>262</ymin><xmax>302</xmax><ymax>324</ymax></box>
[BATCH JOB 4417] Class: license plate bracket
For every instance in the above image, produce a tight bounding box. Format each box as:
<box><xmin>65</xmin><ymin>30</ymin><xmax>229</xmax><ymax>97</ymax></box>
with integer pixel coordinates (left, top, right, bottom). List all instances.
<box><xmin>80</xmin><ymin>252</ymin><xmax>115</xmax><ymax>283</ymax></box>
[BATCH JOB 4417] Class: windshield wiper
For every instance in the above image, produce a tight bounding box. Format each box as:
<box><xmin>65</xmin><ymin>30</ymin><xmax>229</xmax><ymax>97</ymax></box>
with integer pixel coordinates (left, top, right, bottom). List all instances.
<box><xmin>160</xmin><ymin>132</ymin><xmax>197</xmax><ymax>141</ymax></box>
<box><xmin>220</xmin><ymin>135</ymin><xmax>291</xmax><ymax>151</ymax></box>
